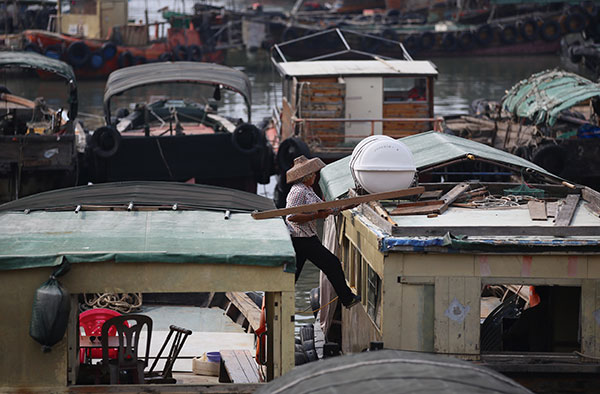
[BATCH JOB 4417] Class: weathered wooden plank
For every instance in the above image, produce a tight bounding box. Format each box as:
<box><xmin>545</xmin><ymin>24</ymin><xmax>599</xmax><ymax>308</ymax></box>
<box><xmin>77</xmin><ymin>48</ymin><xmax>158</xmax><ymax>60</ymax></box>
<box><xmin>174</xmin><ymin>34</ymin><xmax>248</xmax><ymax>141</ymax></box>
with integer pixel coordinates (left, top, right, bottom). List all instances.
<box><xmin>447</xmin><ymin>277</ymin><xmax>466</xmax><ymax>354</ymax></box>
<box><xmin>252</xmin><ymin>187</ymin><xmax>425</xmax><ymax>219</ymax></box>
<box><xmin>434</xmin><ymin>277</ymin><xmax>449</xmax><ymax>353</ymax></box>
<box><xmin>390</xmin><ymin>202</ymin><xmax>444</xmax><ymax>216</ymax></box>
<box><xmin>546</xmin><ymin>201</ymin><xmax>559</xmax><ymax>218</ymax></box>
<box><xmin>220</xmin><ymin>350</ymin><xmax>260</xmax><ymax>383</ymax></box>
<box><xmin>583</xmin><ymin>186</ymin><xmax>600</xmax><ymax>208</ymax></box>
<box><xmin>439</xmin><ymin>182</ymin><xmax>470</xmax><ymax>214</ymax></box>
<box><xmin>464</xmin><ymin>277</ymin><xmax>481</xmax><ymax>355</ymax></box>
<box><xmin>580</xmin><ymin>280</ymin><xmax>596</xmax><ymax>357</ymax></box>
<box><xmin>420</xmin><ymin>190</ymin><xmax>444</xmax><ymax>200</ymax></box>
<box><xmin>527</xmin><ymin>200</ymin><xmax>547</xmax><ymax>221</ymax></box>
<box><xmin>358</xmin><ymin>203</ymin><xmax>393</xmax><ymax>234</ymax></box>
<box><xmin>390</xmin><ymin>225</ymin><xmax>600</xmax><ymax>237</ymax></box>
<box><xmin>555</xmin><ymin>194</ymin><xmax>580</xmax><ymax>226</ymax></box>
<box><xmin>225</xmin><ymin>292</ymin><xmax>262</xmax><ymax>332</ymax></box>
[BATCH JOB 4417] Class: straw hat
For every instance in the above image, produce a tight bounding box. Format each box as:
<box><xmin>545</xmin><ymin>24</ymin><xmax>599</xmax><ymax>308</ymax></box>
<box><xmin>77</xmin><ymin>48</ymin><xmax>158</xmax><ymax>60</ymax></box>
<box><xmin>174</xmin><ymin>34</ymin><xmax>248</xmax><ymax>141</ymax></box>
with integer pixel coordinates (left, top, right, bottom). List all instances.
<box><xmin>286</xmin><ymin>155</ymin><xmax>326</xmax><ymax>183</ymax></box>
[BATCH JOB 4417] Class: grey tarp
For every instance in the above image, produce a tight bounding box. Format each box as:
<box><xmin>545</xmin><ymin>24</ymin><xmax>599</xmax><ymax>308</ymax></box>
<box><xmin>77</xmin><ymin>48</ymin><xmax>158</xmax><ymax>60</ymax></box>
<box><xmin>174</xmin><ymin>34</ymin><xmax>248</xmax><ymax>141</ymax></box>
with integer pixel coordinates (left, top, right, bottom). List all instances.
<box><xmin>103</xmin><ymin>62</ymin><xmax>252</xmax><ymax>120</ymax></box>
<box><xmin>255</xmin><ymin>349</ymin><xmax>533</xmax><ymax>394</ymax></box>
<box><xmin>319</xmin><ymin>131</ymin><xmax>561</xmax><ymax>201</ymax></box>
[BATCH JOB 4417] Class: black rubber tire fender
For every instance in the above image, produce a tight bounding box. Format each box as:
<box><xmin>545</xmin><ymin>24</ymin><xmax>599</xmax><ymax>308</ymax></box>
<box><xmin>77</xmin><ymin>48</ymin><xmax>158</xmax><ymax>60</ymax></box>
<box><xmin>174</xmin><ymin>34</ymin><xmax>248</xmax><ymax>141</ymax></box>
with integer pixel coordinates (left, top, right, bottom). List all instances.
<box><xmin>457</xmin><ymin>30</ymin><xmax>475</xmax><ymax>49</ymax></box>
<box><xmin>88</xmin><ymin>50</ymin><xmax>104</xmax><ymax>69</ymax></box>
<box><xmin>498</xmin><ymin>24</ymin><xmax>518</xmax><ymax>44</ymax></box>
<box><xmin>518</xmin><ymin>18</ymin><xmax>538</xmax><ymax>41</ymax></box>
<box><xmin>441</xmin><ymin>32</ymin><xmax>457</xmax><ymax>50</ymax></box>
<box><xmin>188</xmin><ymin>44</ymin><xmax>202</xmax><ymax>61</ymax></box>
<box><xmin>540</xmin><ymin>19</ymin><xmax>562</xmax><ymax>41</ymax></box>
<box><xmin>419</xmin><ymin>31</ymin><xmax>436</xmax><ymax>50</ymax></box>
<box><xmin>66</xmin><ymin>41</ymin><xmax>91</xmax><ymax>68</ymax></box>
<box><xmin>231</xmin><ymin>123</ymin><xmax>262</xmax><ymax>155</ymax></box>
<box><xmin>475</xmin><ymin>24</ymin><xmax>494</xmax><ymax>46</ymax></box>
<box><xmin>276</xmin><ymin>137</ymin><xmax>311</xmax><ymax>173</ymax></box>
<box><xmin>91</xmin><ymin>126</ymin><xmax>121</xmax><ymax>158</ymax></box>
<box><xmin>24</xmin><ymin>41</ymin><xmax>41</xmax><ymax>53</ymax></box>
<box><xmin>133</xmin><ymin>55</ymin><xmax>147</xmax><ymax>65</ymax></box>
<box><xmin>564</xmin><ymin>11</ymin><xmax>586</xmax><ymax>33</ymax></box>
<box><xmin>117</xmin><ymin>50</ymin><xmax>133</xmax><ymax>68</ymax></box>
<box><xmin>402</xmin><ymin>34</ymin><xmax>420</xmax><ymax>52</ymax></box>
<box><xmin>532</xmin><ymin>143</ymin><xmax>566</xmax><ymax>175</ymax></box>
<box><xmin>43</xmin><ymin>44</ymin><xmax>63</xmax><ymax>60</ymax></box>
<box><xmin>173</xmin><ymin>44</ymin><xmax>190</xmax><ymax>61</ymax></box>
<box><xmin>158</xmin><ymin>51</ymin><xmax>173</xmax><ymax>62</ymax></box>
<box><xmin>101</xmin><ymin>42</ymin><xmax>117</xmax><ymax>60</ymax></box>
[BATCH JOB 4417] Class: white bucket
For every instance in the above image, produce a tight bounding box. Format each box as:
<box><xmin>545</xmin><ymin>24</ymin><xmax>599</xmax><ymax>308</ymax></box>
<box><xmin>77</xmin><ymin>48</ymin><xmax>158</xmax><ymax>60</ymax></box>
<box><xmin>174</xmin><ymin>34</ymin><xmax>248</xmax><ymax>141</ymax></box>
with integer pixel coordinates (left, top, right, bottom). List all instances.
<box><xmin>350</xmin><ymin>135</ymin><xmax>416</xmax><ymax>194</ymax></box>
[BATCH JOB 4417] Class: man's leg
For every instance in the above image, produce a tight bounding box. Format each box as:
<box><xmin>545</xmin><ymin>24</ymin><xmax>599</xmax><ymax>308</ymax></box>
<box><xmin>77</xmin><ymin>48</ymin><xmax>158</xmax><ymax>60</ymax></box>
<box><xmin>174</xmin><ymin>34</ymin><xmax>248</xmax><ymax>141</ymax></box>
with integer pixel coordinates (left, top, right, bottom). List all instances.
<box><xmin>291</xmin><ymin>237</ymin><xmax>309</xmax><ymax>283</ymax></box>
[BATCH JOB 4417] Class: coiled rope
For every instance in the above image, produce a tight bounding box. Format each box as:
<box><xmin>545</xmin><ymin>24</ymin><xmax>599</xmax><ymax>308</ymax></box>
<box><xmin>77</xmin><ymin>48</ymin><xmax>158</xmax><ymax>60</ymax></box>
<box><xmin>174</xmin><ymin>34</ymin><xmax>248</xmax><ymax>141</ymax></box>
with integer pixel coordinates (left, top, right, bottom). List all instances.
<box><xmin>81</xmin><ymin>293</ymin><xmax>142</xmax><ymax>314</ymax></box>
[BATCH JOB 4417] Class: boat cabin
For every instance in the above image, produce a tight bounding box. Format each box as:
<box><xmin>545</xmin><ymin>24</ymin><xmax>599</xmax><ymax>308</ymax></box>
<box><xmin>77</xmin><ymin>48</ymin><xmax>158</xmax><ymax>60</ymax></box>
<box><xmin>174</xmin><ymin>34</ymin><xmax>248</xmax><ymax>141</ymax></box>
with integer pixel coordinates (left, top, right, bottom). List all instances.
<box><xmin>317</xmin><ymin>131</ymin><xmax>600</xmax><ymax>392</ymax></box>
<box><xmin>0</xmin><ymin>182</ymin><xmax>295</xmax><ymax>391</ymax></box>
<box><xmin>270</xmin><ymin>29</ymin><xmax>439</xmax><ymax>161</ymax></box>
<box><xmin>56</xmin><ymin>0</ymin><xmax>129</xmax><ymax>40</ymax></box>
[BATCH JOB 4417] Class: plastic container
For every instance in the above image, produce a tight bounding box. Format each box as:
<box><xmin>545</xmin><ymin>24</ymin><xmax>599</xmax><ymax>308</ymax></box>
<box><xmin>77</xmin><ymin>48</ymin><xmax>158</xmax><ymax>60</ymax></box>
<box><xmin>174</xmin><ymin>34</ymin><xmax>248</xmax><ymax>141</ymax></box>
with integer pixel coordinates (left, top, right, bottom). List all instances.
<box><xmin>350</xmin><ymin>135</ymin><xmax>416</xmax><ymax>194</ymax></box>
<box><xmin>207</xmin><ymin>351</ymin><xmax>221</xmax><ymax>363</ymax></box>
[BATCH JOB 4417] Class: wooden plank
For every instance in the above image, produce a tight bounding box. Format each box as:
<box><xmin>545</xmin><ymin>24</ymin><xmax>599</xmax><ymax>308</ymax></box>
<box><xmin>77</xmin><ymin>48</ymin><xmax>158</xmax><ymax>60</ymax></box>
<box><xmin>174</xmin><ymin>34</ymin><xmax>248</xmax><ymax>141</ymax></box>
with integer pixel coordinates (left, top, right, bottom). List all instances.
<box><xmin>555</xmin><ymin>194</ymin><xmax>580</xmax><ymax>226</ymax></box>
<box><xmin>434</xmin><ymin>277</ymin><xmax>449</xmax><ymax>353</ymax></box>
<box><xmin>391</xmin><ymin>225</ymin><xmax>600</xmax><ymax>237</ymax></box>
<box><xmin>358</xmin><ymin>203</ymin><xmax>393</xmax><ymax>234</ymax></box>
<box><xmin>390</xmin><ymin>202</ymin><xmax>444</xmax><ymax>216</ymax></box>
<box><xmin>220</xmin><ymin>349</ymin><xmax>259</xmax><ymax>383</ymax></box>
<box><xmin>546</xmin><ymin>201</ymin><xmax>559</xmax><ymax>218</ymax></box>
<box><xmin>580</xmin><ymin>280</ymin><xmax>596</xmax><ymax>357</ymax></box>
<box><xmin>439</xmin><ymin>182</ymin><xmax>470</xmax><ymax>214</ymax></box>
<box><xmin>583</xmin><ymin>186</ymin><xmax>600</xmax><ymax>207</ymax></box>
<box><xmin>419</xmin><ymin>190</ymin><xmax>443</xmax><ymax>200</ymax></box>
<box><xmin>464</xmin><ymin>277</ymin><xmax>481</xmax><ymax>355</ymax></box>
<box><xmin>251</xmin><ymin>187</ymin><xmax>425</xmax><ymax>219</ymax></box>
<box><xmin>527</xmin><ymin>200</ymin><xmax>547</xmax><ymax>221</ymax></box>
<box><xmin>448</xmin><ymin>277</ymin><xmax>465</xmax><ymax>354</ymax></box>
<box><xmin>225</xmin><ymin>292</ymin><xmax>262</xmax><ymax>332</ymax></box>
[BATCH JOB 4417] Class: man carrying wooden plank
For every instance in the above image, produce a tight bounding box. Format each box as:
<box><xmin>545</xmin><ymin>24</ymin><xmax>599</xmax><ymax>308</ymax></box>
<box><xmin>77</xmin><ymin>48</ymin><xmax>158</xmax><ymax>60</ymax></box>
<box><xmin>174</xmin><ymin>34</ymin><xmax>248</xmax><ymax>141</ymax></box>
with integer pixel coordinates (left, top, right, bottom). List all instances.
<box><xmin>285</xmin><ymin>155</ymin><xmax>361</xmax><ymax>309</ymax></box>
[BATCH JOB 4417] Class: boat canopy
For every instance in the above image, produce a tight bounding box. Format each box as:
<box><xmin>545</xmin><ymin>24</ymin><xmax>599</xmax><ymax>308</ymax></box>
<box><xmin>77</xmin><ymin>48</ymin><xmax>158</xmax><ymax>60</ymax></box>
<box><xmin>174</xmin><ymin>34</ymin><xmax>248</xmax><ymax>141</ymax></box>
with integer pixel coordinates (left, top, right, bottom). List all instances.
<box><xmin>0</xmin><ymin>182</ymin><xmax>295</xmax><ymax>272</ymax></box>
<box><xmin>103</xmin><ymin>62</ymin><xmax>252</xmax><ymax>121</ymax></box>
<box><xmin>502</xmin><ymin>69</ymin><xmax>600</xmax><ymax>126</ymax></box>
<box><xmin>319</xmin><ymin>131</ymin><xmax>562</xmax><ymax>201</ymax></box>
<box><xmin>0</xmin><ymin>51</ymin><xmax>78</xmax><ymax>118</ymax></box>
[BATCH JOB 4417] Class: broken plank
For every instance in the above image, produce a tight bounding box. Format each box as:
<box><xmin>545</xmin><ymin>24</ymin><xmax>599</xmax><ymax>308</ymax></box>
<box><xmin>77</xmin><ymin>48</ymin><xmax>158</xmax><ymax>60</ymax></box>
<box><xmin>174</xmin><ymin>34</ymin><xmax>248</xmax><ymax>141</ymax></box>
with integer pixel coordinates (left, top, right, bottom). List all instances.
<box><xmin>419</xmin><ymin>190</ymin><xmax>443</xmax><ymax>200</ymax></box>
<box><xmin>527</xmin><ymin>200</ymin><xmax>547</xmax><ymax>221</ymax></box>
<box><xmin>546</xmin><ymin>201</ymin><xmax>559</xmax><ymax>218</ymax></box>
<box><xmin>251</xmin><ymin>187</ymin><xmax>425</xmax><ymax>219</ymax></box>
<box><xmin>555</xmin><ymin>194</ymin><xmax>580</xmax><ymax>226</ymax></box>
<box><xmin>439</xmin><ymin>182</ymin><xmax>470</xmax><ymax>214</ymax></box>
<box><xmin>390</xmin><ymin>202</ymin><xmax>445</xmax><ymax>215</ymax></box>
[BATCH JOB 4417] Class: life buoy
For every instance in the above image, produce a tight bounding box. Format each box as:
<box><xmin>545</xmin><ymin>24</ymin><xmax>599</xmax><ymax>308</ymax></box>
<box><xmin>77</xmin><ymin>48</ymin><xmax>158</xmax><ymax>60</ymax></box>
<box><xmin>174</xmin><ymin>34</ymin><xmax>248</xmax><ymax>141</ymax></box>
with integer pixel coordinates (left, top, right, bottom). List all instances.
<box><xmin>441</xmin><ymin>32</ymin><xmax>457</xmax><ymax>50</ymax></box>
<box><xmin>24</xmin><ymin>42</ymin><xmax>41</xmax><ymax>53</ymax></box>
<box><xmin>475</xmin><ymin>24</ymin><xmax>494</xmax><ymax>46</ymax></box>
<box><xmin>231</xmin><ymin>123</ymin><xmax>262</xmax><ymax>154</ymax></box>
<box><xmin>43</xmin><ymin>44</ymin><xmax>62</xmax><ymax>60</ymax></box>
<box><xmin>88</xmin><ymin>50</ymin><xmax>104</xmax><ymax>69</ymax></box>
<box><xmin>419</xmin><ymin>31</ymin><xmax>435</xmax><ymax>50</ymax></box>
<box><xmin>188</xmin><ymin>45</ymin><xmax>202</xmax><ymax>61</ymax></box>
<box><xmin>66</xmin><ymin>41</ymin><xmax>90</xmax><ymax>68</ymax></box>
<box><xmin>564</xmin><ymin>12</ymin><xmax>586</xmax><ymax>33</ymax></box>
<box><xmin>255</xmin><ymin>298</ymin><xmax>267</xmax><ymax>366</ymax></box>
<box><xmin>91</xmin><ymin>126</ymin><xmax>121</xmax><ymax>158</ymax></box>
<box><xmin>532</xmin><ymin>143</ymin><xmax>566</xmax><ymax>175</ymax></box>
<box><xmin>276</xmin><ymin>137</ymin><xmax>311</xmax><ymax>173</ymax></box>
<box><xmin>173</xmin><ymin>44</ymin><xmax>190</xmax><ymax>61</ymax></box>
<box><xmin>518</xmin><ymin>18</ymin><xmax>538</xmax><ymax>41</ymax></box>
<box><xmin>117</xmin><ymin>51</ymin><xmax>133</xmax><ymax>68</ymax></box>
<box><xmin>498</xmin><ymin>24</ymin><xmax>518</xmax><ymax>44</ymax></box>
<box><xmin>540</xmin><ymin>20</ymin><xmax>561</xmax><ymax>41</ymax></box>
<box><xmin>101</xmin><ymin>42</ymin><xmax>117</xmax><ymax>60</ymax></box>
<box><xmin>457</xmin><ymin>30</ymin><xmax>475</xmax><ymax>49</ymax></box>
<box><xmin>158</xmin><ymin>51</ymin><xmax>173</xmax><ymax>62</ymax></box>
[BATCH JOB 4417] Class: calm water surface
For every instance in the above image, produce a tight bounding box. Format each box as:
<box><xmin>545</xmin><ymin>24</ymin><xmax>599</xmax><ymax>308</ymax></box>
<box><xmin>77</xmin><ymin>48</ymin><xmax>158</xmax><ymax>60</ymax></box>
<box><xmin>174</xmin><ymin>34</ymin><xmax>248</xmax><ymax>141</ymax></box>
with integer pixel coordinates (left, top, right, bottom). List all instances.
<box><xmin>0</xmin><ymin>0</ymin><xmax>563</xmax><ymax>330</ymax></box>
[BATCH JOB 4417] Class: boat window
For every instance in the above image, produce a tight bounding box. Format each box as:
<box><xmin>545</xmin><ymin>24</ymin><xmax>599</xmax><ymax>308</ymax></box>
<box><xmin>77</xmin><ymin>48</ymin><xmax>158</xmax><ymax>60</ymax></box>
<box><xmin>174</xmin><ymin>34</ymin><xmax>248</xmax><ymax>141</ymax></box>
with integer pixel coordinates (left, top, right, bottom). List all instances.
<box><xmin>383</xmin><ymin>77</ymin><xmax>427</xmax><ymax>103</ymax></box>
<box><xmin>366</xmin><ymin>265</ymin><xmax>381</xmax><ymax>327</ymax></box>
<box><xmin>64</xmin><ymin>0</ymin><xmax>98</xmax><ymax>15</ymax></box>
<box><xmin>480</xmin><ymin>284</ymin><xmax>580</xmax><ymax>353</ymax></box>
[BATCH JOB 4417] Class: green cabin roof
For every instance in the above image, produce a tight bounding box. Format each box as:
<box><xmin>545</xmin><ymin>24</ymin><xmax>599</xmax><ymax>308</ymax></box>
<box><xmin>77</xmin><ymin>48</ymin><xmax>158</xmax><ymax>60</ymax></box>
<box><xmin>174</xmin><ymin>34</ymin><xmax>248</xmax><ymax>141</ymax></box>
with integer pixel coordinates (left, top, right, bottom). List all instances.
<box><xmin>0</xmin><ymin>182</ymin><xmax>295</xmax><ymax>272</ymax></box>
<box><xmin>319</xmin><ymin>131</ymin><xmax>562</xmax><ymax>201</ymax></box>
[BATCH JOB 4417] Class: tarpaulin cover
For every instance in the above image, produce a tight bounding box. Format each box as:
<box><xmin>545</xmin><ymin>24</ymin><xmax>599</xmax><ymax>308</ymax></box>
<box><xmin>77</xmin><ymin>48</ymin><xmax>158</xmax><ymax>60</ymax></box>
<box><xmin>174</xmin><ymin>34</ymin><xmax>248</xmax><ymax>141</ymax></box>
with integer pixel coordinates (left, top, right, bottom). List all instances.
<box><xmin>103</xmin><ymin>62</ymin><xmax>252</xmax><ymax>119</ymax></box>
<box><xmin>319</xmin><ymin>131</ymin><xmax>560</xmax><ymax>201</ymax></box>
<box><xmin>502</xmin><ymin>69</ymin><xmax>600</xmax><ymax>126</ymax></box>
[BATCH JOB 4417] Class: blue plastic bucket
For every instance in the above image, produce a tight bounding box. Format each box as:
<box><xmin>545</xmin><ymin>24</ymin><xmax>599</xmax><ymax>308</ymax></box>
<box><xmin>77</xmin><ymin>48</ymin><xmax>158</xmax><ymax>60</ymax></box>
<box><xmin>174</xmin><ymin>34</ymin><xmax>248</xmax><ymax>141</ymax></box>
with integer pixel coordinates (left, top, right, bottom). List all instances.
<box><xmin>207</xmin><ymin>352</ymin><xmax>221</xmax><ymax>363</ymax></box>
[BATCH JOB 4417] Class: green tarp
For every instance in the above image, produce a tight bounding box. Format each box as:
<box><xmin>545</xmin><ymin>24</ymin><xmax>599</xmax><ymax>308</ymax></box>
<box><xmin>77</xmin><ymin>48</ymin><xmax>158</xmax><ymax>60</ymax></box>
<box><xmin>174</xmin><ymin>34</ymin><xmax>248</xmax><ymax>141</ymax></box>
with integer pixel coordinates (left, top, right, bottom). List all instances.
<box><xmin>0</xmin><ymin>209</ymin><xmax>295</xmax><ymax>272</ymax></box>
<box><xmin>502</xmin><ymin>69</ymin><xmax>600</xmax><ymax>126</ymax></box>
<box><xmin>319</xmin><ymin>131</ymin><xmax>560</xmax><ymax>201</ymax></box>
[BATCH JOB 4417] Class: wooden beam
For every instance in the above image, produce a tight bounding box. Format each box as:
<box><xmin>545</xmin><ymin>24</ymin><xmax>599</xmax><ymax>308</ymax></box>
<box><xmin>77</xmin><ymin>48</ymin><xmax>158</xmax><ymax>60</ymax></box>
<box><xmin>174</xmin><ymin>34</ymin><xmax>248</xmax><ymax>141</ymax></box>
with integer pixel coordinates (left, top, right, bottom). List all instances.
<box><xmin>391</xmin><ymin>225</ymin><xmax>600</xmax><ymax>237</ymax></box>
<box><xmin>251</xmin><ymin>187</ymin><xmax>425</xmax><ymax>220</ymax></box>
<box><xmin>527</xmin><ymin>201</ymin><xmax>547</xmax><ymax>221</ymax></box>
<box><xmin>439</xmin><ymin>182</ymin><xmax>470</xmax><ymax>214</ymax></box>
<box><xmin>225</xmin><ymin>292</ymin><xmax>261</xmax><ymax>333</ymax></box>
<box><xmin>555</xmin><ymin>194</ymin><xmax>580</xmax><ymax>227</ymax></box>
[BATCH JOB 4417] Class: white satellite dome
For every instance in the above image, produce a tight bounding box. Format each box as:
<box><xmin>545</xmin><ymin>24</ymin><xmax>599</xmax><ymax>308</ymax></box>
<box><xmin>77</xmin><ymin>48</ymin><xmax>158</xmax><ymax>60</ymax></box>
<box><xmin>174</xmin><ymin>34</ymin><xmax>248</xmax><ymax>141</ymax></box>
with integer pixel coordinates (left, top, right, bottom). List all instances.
<box><xmin>350</xmin><ymin>135</ymin><xmax>416</xmax><ymax>194</ymax></box>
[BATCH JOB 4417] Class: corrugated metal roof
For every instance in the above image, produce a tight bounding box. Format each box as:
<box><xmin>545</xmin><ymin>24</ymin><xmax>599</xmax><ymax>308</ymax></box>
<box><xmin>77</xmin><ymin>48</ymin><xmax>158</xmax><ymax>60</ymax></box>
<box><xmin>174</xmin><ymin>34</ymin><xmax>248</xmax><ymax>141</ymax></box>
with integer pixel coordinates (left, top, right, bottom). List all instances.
<box><xmin>319</xmin><ymin>131</ymin><xmax>561</xmax><ymax>201</ymax></box>
<box><xmin>0</xmin><ymin>209</ymin><xmax>295</xmax><ymax>272</ymax></box>
<box><xmin>502</xmin><ymin>69</ymin><xmax>600</xmax><ymax>126</ymax></box>
<box><xmin>275</xmin><ymin>60</ymin><xmax>438</xmax><ymax>78</ymax></box>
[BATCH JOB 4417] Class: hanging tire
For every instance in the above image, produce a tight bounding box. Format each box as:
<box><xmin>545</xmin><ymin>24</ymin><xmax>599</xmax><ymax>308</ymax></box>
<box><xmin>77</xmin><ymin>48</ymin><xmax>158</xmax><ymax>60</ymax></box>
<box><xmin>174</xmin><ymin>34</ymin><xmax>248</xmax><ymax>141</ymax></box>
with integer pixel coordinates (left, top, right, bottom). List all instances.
<box><xmin>158</xmin><ymin>51</ymin><xmax>173</xmax><ymax>61</ymax></box>
<box><xmin>117</xmin><ymin>51</ymin><xmax>133</xmax><ymax>68</ymax></box>
<box><xmin>101</xmin><ymin>42</ymin><xmax>117</xmax><ymax>60</ymax></box>
<box><xmin>540</xmin><ymin>20</ymin><xmax>561</xmax><ymax>41</ymax></box>
<box><xmin>231</xmin><ymin>123</ymin><xmax>262</xmax><ymax>155</ymax></box>
<box><xmin>498</xmin><ymin>24</ymin><xmax>518</xmax><ymax>44</ymax></box>
<box><xmin>457</xmin><ymin>30</ymin><xmax>475</xmax><ymax>49</ymax></box>
<box><xmin>43</xmin><ymin>44</ymin><xmax>62</xmax><ymax>60</ymax></box>
<box><xmin>475</xmin><ymin>24</ymin><xmax>494</xmax><ymax>46</ymax></box>
<box><xmin>23</xmin><ymin>41</ymin><xmax>41</xmax><ymax>53</ymax></box>
<box><xmin>66</xmin><ymin>41</ymin><xmax>90</xmax><ymax>68</ymax></box>
<box><xmin>532</xmin><ymin>144</ymin><xmax>566</xmax><ymax>175</ymax></box>
<box><xmin>91</xmin><ymin>126</ymin><xmax>121</xmax><ymax>158</ymax></box>
<box><xmin>518</xmin><ymin>18</ymin><xmax>538</xmax><ymax>41</ymax></box>
<box><xmin>173</xmin><ymin>44</ymin><xmax>190</xmax><ymax>61</ymax></box>
<box><xmin>188</xmin><ymin>44</ymin><xmax>202</xmax><ymax>61</ymax></box>
<box><xmin>564</xmin><ymin>12</ymin><xmax>586</xmax><ymax>33</ymax></box>
<box><xmin>276</xmin><ymin>137</ymin><xmax>311</xmax><ymax>173</ymax></box>
<box><xmin>441</xmin><ymin>32</ymin><xmax>457</xmax><ymax>50</ymax></box>
<box><xmin>88</xmin><ymin>50</ymin><xmax>104</xmax><ymax>69</ymax></box>
<box><xmin>419</xmin><ymin>31</ymin><xmax>435</xmax><ymax>50</ymax></box>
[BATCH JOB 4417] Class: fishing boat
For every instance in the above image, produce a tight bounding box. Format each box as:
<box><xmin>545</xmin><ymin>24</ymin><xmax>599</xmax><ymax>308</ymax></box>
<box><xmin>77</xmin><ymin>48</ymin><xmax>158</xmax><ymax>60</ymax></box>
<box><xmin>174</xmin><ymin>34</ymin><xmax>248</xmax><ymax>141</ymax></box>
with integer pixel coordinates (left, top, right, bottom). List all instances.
<box><xmin>313</xmin><ymin>131</ymin><xmax>600</xmax><ymax>392</ymax></box>
<box><xmin>21</xmin><ymin>0</ymin><xmax>225</xmax><ymax>78</ymax></box>
<box><xmin>85</xmin><ymin>61</ymin><xmax>275</xmax><ymax>193</ymax></box>
<box><xmin>444</xmin><ymin>68</ymin><xmax>600</xmax><ymax>191</ymax></box>
<box><xmin>0</xmin><ymin>181</ymin><xmax>296</xmax><ymax>390</ymax></box>
<box><xmin>0</xmin><ymin>51</ymin><xmax>85</xmax><ymax>203</ymax></box>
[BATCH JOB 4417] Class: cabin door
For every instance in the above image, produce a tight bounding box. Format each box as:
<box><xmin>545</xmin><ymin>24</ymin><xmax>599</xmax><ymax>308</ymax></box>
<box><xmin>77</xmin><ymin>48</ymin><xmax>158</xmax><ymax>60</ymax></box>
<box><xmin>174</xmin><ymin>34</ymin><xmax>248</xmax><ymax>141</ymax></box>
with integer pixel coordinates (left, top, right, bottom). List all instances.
<box><xmin>345</xmin><ymin>77</ymin><xmax>383</xmax><ymax>142</ymax></box>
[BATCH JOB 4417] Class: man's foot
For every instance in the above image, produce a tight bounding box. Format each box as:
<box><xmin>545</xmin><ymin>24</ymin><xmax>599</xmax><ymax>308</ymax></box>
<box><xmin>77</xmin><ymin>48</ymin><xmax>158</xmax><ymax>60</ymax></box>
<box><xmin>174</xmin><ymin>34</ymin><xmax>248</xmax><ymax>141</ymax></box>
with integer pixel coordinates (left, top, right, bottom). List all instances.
<box><xmin>344</xmin><ymin>294</ymin><xmax>361</xmax><ymax>309</ymax></box>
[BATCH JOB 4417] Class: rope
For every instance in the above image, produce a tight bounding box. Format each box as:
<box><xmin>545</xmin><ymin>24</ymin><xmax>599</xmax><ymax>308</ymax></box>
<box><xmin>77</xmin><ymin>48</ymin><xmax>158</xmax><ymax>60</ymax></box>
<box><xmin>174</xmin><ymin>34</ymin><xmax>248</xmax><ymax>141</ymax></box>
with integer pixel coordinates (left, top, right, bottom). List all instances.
<box><xmin>296</xmin><ymin>296</ymin><xmax>339</xmax><ymax>315</ymax></box>
<box><xmin>81</xmin><ymin>293</ymin><xmax>143</xmax><ymax>314</ymax></box>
